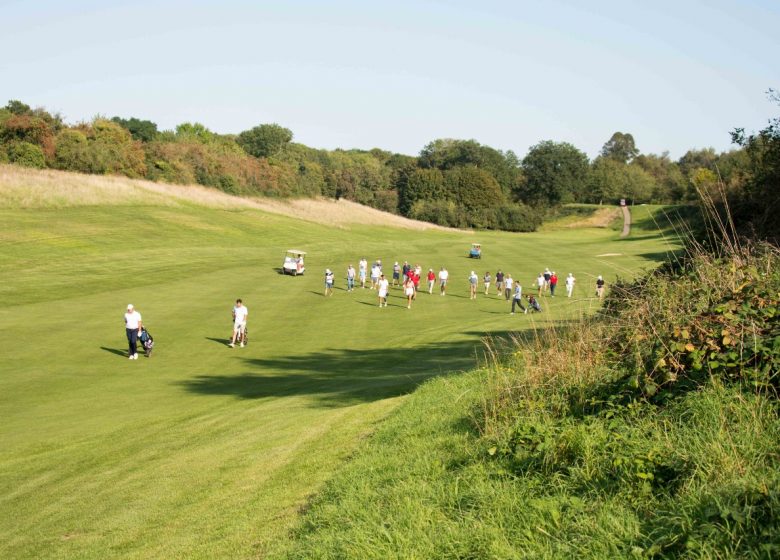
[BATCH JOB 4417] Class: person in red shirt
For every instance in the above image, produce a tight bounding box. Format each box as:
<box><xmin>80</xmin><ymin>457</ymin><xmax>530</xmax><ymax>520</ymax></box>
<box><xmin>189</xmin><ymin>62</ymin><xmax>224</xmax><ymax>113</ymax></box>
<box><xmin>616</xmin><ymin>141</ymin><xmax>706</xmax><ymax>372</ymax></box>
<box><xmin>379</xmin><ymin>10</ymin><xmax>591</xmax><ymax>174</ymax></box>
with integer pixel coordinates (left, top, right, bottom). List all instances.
<box><xmin>550</xmin><ymin>272</ymin><xmax>559</xmax><ymax>297</ymax></box>
<box><xmin>411</xmin><ymin>268</ymin><xmax>421</xmax><ymax>299</ymax></box>
<box><xmin>427</xmin><ymin>269</ymin><xmax>436</xmax><ymax>294</ymax></box>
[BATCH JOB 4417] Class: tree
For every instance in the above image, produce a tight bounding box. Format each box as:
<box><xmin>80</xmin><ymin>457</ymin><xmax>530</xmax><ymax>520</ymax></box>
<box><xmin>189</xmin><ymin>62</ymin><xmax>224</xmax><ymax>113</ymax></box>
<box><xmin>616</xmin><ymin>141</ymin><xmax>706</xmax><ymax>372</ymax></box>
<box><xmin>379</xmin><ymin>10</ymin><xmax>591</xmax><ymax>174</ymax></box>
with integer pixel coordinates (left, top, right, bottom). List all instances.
<box><xmin>520</xmin><ymin>141</ymin><xmax>590</xmax><ymax>206</ymax></box>
<box><xmin>587</xmin><ymin>157</ymin><xmax>625</xmax><ymax>204</ymax></box>
<box><xmin>396</xmin><ymin>166</ymin><xmax>445</xmax><ymax>215</ymax></box>
<box><xmin>730</xmin><ymin>89</ymin><xmax>780</xmax><ymax>239</ymax></box>
<box><xmin>111</xmin><ymin>116</ymin><xmax>159</xmax><ymax>142</ymax></box>
<box><xmin>600</xmin><ymin>132</ymin><xmax>638</xmax><ymax>163</ymax></box>
<box><xmin>418</xmin><ymin>138</ymin><xmax>520</xmax><ymax>194</ymax></box>
<box><xmin>444</xmin><ymin>166</ymin><xmax>505</xmax><ymax>210</ymax></box>
<box><xmin>237</xmin><ymin>123</ymin><xmax>293</xmax><ymax>158</ymax></box>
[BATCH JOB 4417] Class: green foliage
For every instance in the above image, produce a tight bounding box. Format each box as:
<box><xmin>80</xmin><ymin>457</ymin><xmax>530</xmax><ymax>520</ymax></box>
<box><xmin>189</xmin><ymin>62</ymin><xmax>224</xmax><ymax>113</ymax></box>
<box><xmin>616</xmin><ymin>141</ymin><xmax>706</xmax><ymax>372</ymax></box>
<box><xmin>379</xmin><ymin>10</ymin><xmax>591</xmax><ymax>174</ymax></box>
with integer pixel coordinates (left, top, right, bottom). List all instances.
<box><xmin>419</xmin><ymin>138</ymin><xmax>521</xmax><ymax>195</ymax></box>
<box><xmin>237</xmin><ymin>123</ymin><xmax>293</xmax><ymax>158</ymax></box>
<box><xmin>6</xmin><ymin>141</ymin><xmax>46</xmax><ymax>168</ymax></box>
<box><xmin>53</xmin><ymin>129</ymin><xmax>90</xmax><ymax>171</ymax></box>
<box><xmin>396</xmin><ymin>166</ymin><xmax>446</xmax><ymax>215</ymax></box>
<box><xmin>521</xmin><ymin>140</ymin><xmax>590</xmax><ymax>206</ymax></box>
<box><xmin>444</xmin><ymin>165</ymin><xmax>505</xmax><ymax>210</ymax></box>
<box><xmin>600</xmin><ymin>131</ymin><xmax>639</xmax><ymax>164</ymax></box>
<box><xmin>730</xmin><ymin>89</ymin><xmax>780</xmax><ymax>240</ymax></box>
<box><xmin>5</xmin><ymin>99</ymin><xmax>32</xmax><ymax>115</ymax></box>
<box><xmin>604</xmin><ymin>246</ymin><xmax>780</xmax><ymax>402</ymax></box>
<box><xmin>111</xmin><ymin>116</ymin><xmax>159</xmax><ymax>142</ymax></box>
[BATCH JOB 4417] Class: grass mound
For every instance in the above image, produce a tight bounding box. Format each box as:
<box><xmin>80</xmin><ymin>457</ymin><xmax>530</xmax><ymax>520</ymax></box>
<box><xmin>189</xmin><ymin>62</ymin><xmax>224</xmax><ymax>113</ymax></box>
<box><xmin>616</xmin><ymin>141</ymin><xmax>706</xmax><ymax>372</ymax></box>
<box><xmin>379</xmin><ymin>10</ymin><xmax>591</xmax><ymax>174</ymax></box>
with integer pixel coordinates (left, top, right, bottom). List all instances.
<box><xmin>276</xmin><ymin>243</ymin><xmax>780</xmax><ymax>559</ymax></box>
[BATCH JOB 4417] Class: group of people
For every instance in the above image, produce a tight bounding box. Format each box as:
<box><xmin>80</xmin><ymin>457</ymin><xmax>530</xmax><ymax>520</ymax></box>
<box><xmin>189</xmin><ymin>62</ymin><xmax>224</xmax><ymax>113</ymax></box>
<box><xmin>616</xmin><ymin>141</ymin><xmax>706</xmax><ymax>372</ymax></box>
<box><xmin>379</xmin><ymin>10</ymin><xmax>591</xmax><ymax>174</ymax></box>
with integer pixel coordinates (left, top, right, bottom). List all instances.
<box><xmin>325</xmin><ymin>258</ymin><xmax>607</xmax><ymax>312</ymax></box>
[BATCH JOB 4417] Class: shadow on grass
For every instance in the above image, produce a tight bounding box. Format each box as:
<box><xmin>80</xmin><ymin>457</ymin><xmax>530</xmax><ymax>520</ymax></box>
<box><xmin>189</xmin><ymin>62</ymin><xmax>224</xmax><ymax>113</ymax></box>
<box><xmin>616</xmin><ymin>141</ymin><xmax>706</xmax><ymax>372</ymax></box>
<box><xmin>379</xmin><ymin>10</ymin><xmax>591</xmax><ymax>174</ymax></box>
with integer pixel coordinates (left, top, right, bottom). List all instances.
<box><xmin>100</xmin><ymin>346</ymin><xmax>128</xmax><ymax>357</ymax></box>
<box><xmin>177</xmin><ymin>338</ymin><xmax>486</xmax><ymax>408</ymax></box>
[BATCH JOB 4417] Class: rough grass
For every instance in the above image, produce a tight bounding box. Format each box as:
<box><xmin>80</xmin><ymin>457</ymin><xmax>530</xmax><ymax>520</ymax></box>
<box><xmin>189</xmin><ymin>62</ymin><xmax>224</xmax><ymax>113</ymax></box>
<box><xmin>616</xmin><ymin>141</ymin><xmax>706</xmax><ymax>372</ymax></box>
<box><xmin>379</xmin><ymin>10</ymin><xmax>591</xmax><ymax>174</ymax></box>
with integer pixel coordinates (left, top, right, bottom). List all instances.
<box><xmin>0</xmin><ymin>164</ymin><xmax>450</xmax><ymax>230</ymax></box>
<box><xmin>275</xmin><ymin>239</ymin><xmax>780</xmax><ymax>559</ymax></box>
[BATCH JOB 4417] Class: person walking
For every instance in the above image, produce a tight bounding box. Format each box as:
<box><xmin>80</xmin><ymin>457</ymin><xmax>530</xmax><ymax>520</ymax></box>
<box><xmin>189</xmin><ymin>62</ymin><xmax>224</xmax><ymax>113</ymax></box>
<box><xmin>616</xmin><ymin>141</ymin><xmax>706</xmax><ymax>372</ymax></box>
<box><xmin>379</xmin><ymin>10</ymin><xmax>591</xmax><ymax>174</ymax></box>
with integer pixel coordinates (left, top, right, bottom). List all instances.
<box><xmin>124</xmin><ymin>304</ymin><xmax>143</xmax><ymax>359</ymax></box>
<box><xmin>370</xmin><ymin>262</ymin><xmax>381</xmax><ymax>290</ymax></box>
<box><xmin>402</xmin><ymin>261</ymin><xmax>411</xmax><ymax>284</ymax></box>
<box><xmin>403</xmin><ymin>275</ymin><xmax>415</xmax><ymax>308</ymax></box>
<box><xmin>550</xmin><ymin>271</ymin><xmax>559</xmax><ymax>297</ymax></box>
<box><xmin>536</xmin><ymin>273</ymin><xmax>545</xmax><ymax>296</ymax></box>
<box><xmin>377</xmin><ymin>274</ymin><xmax>389</xmax><ymax>307</ymax></box>
<box><xmin>392</xmin><ymin>262</ymin><xmax>401</xmax><ymax>287</ymax></box>
<box><xmin>495</xmin><ymin>270</ymin><xmax>504</xmax><ymax>296</ymax></box>
<box><xmin>504</xmin><ymin>274</ymin><xmax>514</xmax><ymax>301</ymax></box>
<box><xmin>543</xmin><ymin>268</ymin><xmax>552</xmax><ymax>293</ymax></box>
<box><xmin>483</xmin><ymin>271</ymin><xmax>491</xmax><ymax>295</ymax></box>
<box><xmin>438</xmin><ymin>267</ymin><xmax>449</xmax><ymax>296</ymax></box>
<box><xmin>411</xmin><ymin>266</ymin><xmax>421</xmax><ymax>298</ymax></box>
<box><xmin>511</xmin><ymin>283</ymin><xmax>527</xmax><ymax>314</ymax></box>
<box><xmin>346</xmin><ymin>264</ymin><xmax>356</xmax><ymax>292</ymax></box>
<box><xmin>358</xmin><ymin>258</ymin><xmax>368</xmax><ymax>288</ymax></box>
<box><xmin>427</xmin><ymin>268</ymin><xmax>436</xmax><ymax>294</ymax></box>
<box><xmin>565</xmin><ymin>273</ymin><xmax>576</xmax><ymax>298</ymax></box>
<box><xmin>229</xmin><ymin>299</ymin><xmax>247</xmax><ymax>348</ymax></box>
<box><xmin>324</xmin><ymin>269</ymin><xmax>334</xmax><ymax>296</ymax></box>
<box><xmin>469</xmin><ymin>270</ymin><xmax>479</xmax><ymax>300</ymax></box>
<box><xmin>596</xmin><ymin>275</ymin><xmax>606</xmax><ymax>299</ymax></box>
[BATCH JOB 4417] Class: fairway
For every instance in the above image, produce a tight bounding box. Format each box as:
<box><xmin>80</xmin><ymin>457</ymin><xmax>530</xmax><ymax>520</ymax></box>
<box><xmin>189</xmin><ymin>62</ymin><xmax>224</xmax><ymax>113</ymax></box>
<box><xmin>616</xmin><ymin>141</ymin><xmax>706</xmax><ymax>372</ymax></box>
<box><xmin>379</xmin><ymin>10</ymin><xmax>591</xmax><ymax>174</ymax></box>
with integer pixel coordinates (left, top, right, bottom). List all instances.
<box><xmin>0</xmin><ymin>175</ymin><xmax>682</xmax><ymax>558</ymax></box>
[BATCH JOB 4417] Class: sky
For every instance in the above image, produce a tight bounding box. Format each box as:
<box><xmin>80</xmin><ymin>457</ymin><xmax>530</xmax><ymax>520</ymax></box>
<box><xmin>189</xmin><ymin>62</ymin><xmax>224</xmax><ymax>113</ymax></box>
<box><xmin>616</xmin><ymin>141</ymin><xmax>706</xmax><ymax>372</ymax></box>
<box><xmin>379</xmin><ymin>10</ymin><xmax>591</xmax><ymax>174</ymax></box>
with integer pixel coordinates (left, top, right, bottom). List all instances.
<box><xmin>1</xmin><ymin>0</ymin><xmax>778</xmax><ymax>159</ymax></box>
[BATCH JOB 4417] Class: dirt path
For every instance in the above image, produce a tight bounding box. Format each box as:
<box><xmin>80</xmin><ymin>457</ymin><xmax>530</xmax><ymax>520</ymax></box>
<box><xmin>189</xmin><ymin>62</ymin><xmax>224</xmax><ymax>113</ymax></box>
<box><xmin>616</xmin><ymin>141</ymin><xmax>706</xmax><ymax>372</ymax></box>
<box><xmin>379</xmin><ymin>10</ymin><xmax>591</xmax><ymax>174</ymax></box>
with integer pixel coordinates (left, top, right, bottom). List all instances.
<box><xmin>620</xmin><ymin>205</ymin><xmax>631</xmax><ymax>237</ymax></box>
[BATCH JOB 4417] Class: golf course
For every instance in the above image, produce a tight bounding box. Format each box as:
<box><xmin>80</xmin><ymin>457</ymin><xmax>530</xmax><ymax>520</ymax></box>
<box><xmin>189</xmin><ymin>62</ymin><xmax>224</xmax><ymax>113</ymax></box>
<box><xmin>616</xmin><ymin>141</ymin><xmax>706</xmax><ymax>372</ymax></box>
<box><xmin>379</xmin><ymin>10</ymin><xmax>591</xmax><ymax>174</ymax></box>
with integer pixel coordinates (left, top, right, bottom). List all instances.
<box><xmin>0</xmin><ymin>166</ymin><xmax>683</xmax><ymax>558</ymax></box>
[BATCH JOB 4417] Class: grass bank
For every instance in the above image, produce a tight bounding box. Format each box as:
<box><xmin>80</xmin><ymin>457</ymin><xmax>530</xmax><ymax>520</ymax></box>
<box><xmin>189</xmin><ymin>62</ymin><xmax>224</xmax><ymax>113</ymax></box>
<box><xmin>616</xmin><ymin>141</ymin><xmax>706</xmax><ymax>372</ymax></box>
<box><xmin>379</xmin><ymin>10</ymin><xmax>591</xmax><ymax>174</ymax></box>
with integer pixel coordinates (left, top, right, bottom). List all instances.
<box><xmin>275</xmin><ymin>242</ymin><xmax>780</xmax><ymax>558</ymax></box>
<box><xmin>0</xmin><ymin>168</ymin><xmax>681</xmax><ymax>558</ymax></box>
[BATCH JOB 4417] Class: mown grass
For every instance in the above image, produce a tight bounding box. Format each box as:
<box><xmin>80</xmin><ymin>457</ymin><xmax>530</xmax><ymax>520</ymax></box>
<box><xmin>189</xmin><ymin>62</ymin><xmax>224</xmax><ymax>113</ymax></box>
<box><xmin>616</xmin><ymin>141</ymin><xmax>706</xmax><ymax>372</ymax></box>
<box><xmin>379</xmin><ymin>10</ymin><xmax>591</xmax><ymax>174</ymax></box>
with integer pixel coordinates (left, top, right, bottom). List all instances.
<box><xmin>0</xmin><ymin>169</ymin><xmax>681</xmax><ymax>558</ymax></box>
<box><xmin>275</xmin><ymin>240</ymin><xmax>779</xmax><ymax>558</ymax></box>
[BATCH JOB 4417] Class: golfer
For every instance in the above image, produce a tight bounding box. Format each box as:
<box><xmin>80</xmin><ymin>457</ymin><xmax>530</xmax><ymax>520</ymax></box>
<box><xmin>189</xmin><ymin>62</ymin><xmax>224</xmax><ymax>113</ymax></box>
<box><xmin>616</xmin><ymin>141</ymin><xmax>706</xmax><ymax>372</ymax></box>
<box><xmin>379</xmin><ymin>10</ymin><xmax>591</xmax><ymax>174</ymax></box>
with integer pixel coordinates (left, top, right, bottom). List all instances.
<box><xmin>229</xmin><ymin>299</ymin><xmax>248</xmax><ymax>348</ymax></box>
<box><xmin>377</xmin><ymin>274</ymin><xmax>389</xmax><ymax>307</ymax></box>
<box><xmin>438</xmin><ymin>267</ymin><xmax>449</xmax><ymax>296</ymax></box>
<box><xmin>124</xmin><ymin>304</ymin><xmax>143</xmax><ymax>359</ymax></box>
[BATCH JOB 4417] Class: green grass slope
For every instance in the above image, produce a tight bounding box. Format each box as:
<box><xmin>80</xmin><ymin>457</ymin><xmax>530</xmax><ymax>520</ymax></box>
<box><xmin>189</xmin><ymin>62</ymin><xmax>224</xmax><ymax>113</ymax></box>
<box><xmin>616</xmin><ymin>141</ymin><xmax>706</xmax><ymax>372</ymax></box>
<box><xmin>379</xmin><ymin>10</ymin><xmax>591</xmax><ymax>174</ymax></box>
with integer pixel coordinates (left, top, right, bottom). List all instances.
<box><xmin>276</xmin><ymin>244</ymin><xmax>780</xmax><ymax>559</ymax></box>
<box><xmin>0</xmin><ymin>169</ymin><xmax>681</xmax><ymax>558</ymax></box>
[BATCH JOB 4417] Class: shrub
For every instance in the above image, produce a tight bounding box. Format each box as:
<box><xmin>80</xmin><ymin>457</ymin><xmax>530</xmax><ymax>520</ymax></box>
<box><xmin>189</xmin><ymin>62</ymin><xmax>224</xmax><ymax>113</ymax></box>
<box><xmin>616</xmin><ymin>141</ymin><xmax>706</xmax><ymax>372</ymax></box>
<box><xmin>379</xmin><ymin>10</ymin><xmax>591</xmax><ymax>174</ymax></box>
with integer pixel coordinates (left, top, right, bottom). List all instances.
<box><xmin>6</xmin><ymin>141</ymin><xmax>46</xmax><ymax>168</ymax></box>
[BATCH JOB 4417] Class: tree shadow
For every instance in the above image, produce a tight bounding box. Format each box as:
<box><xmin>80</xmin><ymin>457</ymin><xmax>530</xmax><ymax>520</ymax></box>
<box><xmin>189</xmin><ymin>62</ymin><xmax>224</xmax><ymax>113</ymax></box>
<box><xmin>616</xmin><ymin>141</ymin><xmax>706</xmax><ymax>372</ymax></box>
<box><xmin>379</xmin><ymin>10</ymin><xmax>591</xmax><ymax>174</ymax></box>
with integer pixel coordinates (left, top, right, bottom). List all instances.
<box><xmin>177</xmin><ymin>338</ymin><xmax>483</xmax><ymax>408</ymax></box>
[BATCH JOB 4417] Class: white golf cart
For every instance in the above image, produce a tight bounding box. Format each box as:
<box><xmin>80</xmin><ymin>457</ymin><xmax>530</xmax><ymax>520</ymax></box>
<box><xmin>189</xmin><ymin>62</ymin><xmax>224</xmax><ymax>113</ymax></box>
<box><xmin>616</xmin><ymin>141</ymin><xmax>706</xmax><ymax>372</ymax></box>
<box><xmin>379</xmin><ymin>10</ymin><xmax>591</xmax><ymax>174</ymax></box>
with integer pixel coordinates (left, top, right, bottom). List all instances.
<box><xmin>282</xmin><ymin>250</ymin><xmax>306</xmax><ymax>276</ymax></box>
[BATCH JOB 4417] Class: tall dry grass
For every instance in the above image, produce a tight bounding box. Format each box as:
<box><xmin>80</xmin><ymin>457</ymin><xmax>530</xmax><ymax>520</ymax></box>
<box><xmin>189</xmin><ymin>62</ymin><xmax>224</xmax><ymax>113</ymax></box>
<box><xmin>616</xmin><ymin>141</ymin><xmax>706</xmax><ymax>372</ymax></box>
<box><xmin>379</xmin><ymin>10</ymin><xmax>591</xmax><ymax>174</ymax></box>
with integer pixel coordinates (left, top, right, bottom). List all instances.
<box><xmin>0</xmin><ymin>164</ymin><xmax>453</xmax><ymax>231</ymax></box>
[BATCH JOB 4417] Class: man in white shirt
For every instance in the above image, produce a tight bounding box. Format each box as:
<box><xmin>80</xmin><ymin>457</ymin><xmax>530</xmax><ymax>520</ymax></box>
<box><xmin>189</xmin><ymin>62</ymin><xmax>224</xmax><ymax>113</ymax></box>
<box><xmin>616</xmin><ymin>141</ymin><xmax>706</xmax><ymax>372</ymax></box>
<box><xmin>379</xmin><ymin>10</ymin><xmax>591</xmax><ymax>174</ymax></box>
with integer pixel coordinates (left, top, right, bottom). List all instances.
<box><xmin>358</xmin><ymin>258</ymin><xmax>368</xmax><ymax>288</ymax></box>
<box><xmin>377</xmin><ymin>274</ymin><xmax>389</xmax><ymax>307</ymax></box>
<box><xmin>438</xmin><ymin>267</ymin><xmax>449</xmax><ymax>296</ymax></box>
<box><xmin>229</xmin><ymin>299</ymin><xmax>248</xmax><ymax>348</ymax></box>
<box><xmin>124</xmin><ymin>304</ymin><xmax>143</xmax><ymax>360</ymax></box>
<box><xmin>504</xmin><ymin>275</ymin><xmax>514</xmax><ymax>301</ymax></box>
<box><xmin>566</xmin><ymin>273</ymin><xmax>576</xmax><ymax>298</ymax></box>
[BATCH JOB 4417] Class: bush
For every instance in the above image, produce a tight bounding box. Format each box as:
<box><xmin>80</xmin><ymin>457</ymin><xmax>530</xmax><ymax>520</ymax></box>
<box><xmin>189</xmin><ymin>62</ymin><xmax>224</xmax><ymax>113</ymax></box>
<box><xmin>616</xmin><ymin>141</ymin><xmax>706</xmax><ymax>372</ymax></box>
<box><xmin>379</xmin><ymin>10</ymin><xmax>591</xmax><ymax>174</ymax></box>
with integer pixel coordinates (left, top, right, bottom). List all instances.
<box><xmin>6</xmin><ymin>141</ymin><xmax>46</xmax><ymax>168</ymax></box>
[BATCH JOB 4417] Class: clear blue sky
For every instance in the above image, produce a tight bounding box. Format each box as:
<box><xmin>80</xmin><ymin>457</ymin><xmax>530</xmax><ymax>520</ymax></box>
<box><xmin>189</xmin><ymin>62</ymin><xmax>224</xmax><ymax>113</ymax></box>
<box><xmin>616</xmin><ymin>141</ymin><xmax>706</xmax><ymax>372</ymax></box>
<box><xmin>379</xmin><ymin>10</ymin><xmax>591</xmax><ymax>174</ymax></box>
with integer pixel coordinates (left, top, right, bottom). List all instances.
<box><xmin>2</xmin><ymin>0</ymin><xmax>778</xmax><ymax>159</ymax></box>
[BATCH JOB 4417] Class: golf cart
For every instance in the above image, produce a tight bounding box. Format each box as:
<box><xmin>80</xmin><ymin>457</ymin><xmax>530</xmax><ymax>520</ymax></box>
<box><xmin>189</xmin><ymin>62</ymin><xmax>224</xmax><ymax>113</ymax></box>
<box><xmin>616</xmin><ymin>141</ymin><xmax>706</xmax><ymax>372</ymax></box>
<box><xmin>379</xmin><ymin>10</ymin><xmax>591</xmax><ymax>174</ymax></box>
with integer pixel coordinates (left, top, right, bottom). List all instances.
<box><xmin>282</xmin><ymin>250</ymin><xmax>306</xmax><ymax>275</ymax></box>
<box><xmin>469</xmin><ymin>243</ymin><xmax>482</xmax><ymax>259</ymax></box>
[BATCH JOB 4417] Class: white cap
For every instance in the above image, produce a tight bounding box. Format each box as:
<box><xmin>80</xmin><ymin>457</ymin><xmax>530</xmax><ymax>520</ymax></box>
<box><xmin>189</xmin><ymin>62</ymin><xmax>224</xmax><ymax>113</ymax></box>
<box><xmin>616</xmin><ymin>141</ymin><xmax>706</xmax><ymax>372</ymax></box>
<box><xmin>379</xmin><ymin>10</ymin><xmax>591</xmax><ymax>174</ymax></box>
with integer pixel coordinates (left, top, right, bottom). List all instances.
<box><xmin>127</xmin><ymin>304</ymin><xmax>134</xmax><ymax>310</ymax></box>
<box><xmin>598</xmin><ymin>275</ymin><xmax>603</xmax><ymax>280</ymax></box>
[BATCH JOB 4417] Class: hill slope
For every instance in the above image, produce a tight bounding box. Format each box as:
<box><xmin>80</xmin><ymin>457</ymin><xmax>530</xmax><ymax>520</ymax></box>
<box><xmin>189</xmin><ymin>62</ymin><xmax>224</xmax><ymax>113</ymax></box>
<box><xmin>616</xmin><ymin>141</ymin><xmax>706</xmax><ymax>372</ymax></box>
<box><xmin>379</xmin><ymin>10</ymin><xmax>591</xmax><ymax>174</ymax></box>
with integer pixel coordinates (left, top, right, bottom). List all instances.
<box><xmin>0</xmin><ymin>166</ymin><xmax>681</xmax><ymax>558</ymax></box>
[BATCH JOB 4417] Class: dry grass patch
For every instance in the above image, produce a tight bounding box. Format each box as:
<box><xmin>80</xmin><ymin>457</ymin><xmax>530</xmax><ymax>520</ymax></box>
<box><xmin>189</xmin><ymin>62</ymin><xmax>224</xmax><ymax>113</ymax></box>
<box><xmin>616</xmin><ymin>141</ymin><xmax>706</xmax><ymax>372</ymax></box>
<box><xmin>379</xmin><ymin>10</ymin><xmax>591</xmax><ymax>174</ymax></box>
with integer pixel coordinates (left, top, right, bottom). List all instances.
<box><xmin>0</xmin><ymin>164</ymin><xmax>452</xmax><ymax>231</ymax></box>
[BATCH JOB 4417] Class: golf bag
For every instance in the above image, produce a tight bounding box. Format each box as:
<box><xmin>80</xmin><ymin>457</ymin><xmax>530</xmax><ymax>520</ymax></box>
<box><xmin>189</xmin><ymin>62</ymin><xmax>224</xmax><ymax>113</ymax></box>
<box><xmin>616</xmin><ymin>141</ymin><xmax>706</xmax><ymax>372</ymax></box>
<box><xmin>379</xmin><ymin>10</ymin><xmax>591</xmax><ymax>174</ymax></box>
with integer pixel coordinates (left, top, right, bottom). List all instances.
<box><xmin>138</xmin><ymin>327</ymin><xmax>154</xmax><ymax>357</ymax></box>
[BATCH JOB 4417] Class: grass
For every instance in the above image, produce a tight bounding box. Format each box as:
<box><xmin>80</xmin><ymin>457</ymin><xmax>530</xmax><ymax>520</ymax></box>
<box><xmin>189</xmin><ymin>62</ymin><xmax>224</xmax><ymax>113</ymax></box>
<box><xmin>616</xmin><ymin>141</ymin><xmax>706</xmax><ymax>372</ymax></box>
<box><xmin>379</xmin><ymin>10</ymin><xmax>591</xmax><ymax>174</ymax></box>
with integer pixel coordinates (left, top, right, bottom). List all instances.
<box><xmin>276</xmin><ymin>235</ymin><xmax>779</xmax><ymax>559</ymax></box>
<box><xmin>0</xmin><ymin>168</ymin><xmax>682</xmax><ymax>558</ymax></box>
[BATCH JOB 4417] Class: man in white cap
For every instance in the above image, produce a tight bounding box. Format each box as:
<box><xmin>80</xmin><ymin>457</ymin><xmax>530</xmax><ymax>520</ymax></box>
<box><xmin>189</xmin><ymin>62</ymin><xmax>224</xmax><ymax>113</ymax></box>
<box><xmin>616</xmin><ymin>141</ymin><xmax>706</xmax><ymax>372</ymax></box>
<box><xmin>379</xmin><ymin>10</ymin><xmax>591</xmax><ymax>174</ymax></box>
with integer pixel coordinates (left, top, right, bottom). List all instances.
<box><xmin>596</xmin><ymin>275</ymin><xmax>605</xmax><ymax>299</ymax></box>
<box><xmin>124</xmin><ymin>304</ymin><xmax>143</xmax><ymax>359</ymax></box>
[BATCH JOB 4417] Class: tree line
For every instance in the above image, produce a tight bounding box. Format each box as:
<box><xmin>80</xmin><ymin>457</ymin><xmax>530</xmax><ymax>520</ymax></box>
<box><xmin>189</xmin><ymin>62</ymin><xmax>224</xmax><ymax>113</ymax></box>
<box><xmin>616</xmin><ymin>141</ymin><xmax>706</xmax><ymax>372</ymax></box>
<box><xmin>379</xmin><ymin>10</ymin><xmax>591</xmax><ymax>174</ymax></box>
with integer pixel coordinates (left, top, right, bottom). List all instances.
<box><xmin>0</xmin><ymin>98</ymin><xmax>773</xmax><ymax>235</ymax></box>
